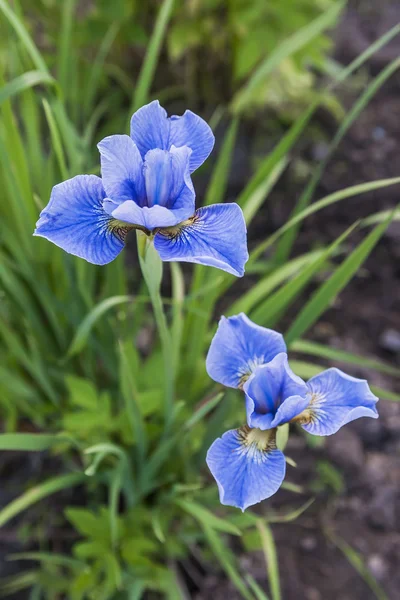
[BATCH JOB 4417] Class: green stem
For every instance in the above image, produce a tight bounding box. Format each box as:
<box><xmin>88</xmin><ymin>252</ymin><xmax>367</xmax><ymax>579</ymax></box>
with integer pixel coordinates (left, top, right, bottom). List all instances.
<box><xmin>137</xmin><ymin>232</ymin><xmax>174</xmax><ymax>428</ymax></box>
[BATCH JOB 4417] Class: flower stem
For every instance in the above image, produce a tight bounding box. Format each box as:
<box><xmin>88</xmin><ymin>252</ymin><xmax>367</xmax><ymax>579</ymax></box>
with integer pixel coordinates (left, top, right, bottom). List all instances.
<box><xmin>137</xmin><ymin>232</ymin><xmax>174</xmax><ymax>429</ymax></box>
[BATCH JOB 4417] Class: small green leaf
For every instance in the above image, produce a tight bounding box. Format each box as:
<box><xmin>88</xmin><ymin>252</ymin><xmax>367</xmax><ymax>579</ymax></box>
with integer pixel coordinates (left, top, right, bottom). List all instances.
<box><xmin>176</xmin><ymin>499</ymin><xmax>241</xmax><ymax>536</ymax></box>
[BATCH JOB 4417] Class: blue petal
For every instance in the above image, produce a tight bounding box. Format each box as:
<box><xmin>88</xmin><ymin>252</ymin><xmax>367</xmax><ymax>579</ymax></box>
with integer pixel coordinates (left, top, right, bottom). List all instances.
<box><xmin>154</xmin><ymin>203</ymin><xmax>248</xmax><ymax>277</ymax></box>
<box><xmin>144</xmin><ymin>149</ymin><xmax>173</xmax><ymax>207</ymax></box>
<box><xmin>130</xmin><ymin>100</ymin><xmax>170</xmax><ymax>156</ymax></box>
<box><xmin>270</xmin><ymin>395</ymin><xmax>310</xmax><ymax>428</ymax></box>
<box><xmin>97</xmin><ymin>134</ymin><xmax>145</xmax><ymax>204</ymax></box>
<box><xmin>34</xmin><ymin>175</ymin><xmax>125</xmax><ymax>265</ymax></box>
<box><xmin>143</xmin><ymin>146</ymin><xmax>194</xmax><ymax>212</ymax></box>
<box><xmin>169</xmin><ymin>110</ymin><xmax>214</xmax><ymax>172</ymax></box>
<box><xmin>206</xmin><ymin>428</ymin><xmax>286</xmax><ymax>511</ymax></box>
<box><xmin>206</xmin><ymin>313</ymin><xmax>287</xmax><ymax>388</ymax></box>
<box><xmin>244</xmin><ymin>354</ymin><xmax>308</xmax><ymax>430</ymax></box>
<box><xmin>103</xmin><ymin>199</ymin><xmax>191</xmax><ymax>231</ymax></box>
<box><xmin>298</xmin><ymin>368</ymin><xmax>379</xmax><ymax>436</ymax></box>
<box><xmin>130</xmin><ymin>100</ymin><xmax>214</xmax><ymax>172</ymax></box>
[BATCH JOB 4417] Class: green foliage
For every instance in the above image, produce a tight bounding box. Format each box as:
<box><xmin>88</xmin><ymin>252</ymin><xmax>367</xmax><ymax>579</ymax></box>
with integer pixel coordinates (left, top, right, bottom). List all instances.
<box><xmin>0</xmin><ymin>1</ymin><xmax>399</xmax><ymax>598</ymax></box>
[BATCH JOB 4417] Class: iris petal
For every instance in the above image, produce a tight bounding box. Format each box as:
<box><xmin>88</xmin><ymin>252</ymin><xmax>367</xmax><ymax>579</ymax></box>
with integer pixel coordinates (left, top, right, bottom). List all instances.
<box><xmin>206</xmin><ymin>313</ymin><xmax>287</xmax><ymax>388</ymax></box>
<box><xmin>130</xmin><ymin>101</ymin><xmax>170</xmax><ymax>157</ymax></box>
<box><xmin>298</xmin><ymin>368</ymin><xmax>379</xmax><ymax>436</ymax></box>
<box><xmin>34</xmin><ymin>175</ymin><xmax>125</xmax><ymax>265</ymax></box>
<box><xmin>130</xmin><ymin>100</ymin><xmax>214</xmax><ymax>173</ymax></box>
<box><xmin>97</xmin><ymin>134</ymin><xmax>145</xmax><ymax>204</ymax></box>
<box><xmin>154</xmin><ymin>203</ymin><xmax>248</xmax><ymax>277</ymax></box>
<box><xmin>206</xmin><ymin>427</ymin><xmax>286</xmax><ymax>511</ymax></box>
<box><xmin>244</xmin><ymin>354</ymin><xmax>308</xmax><ymax>430</ymax></box>
<box><xmin>169</xmin><ymin>110</ymin><xmax>214</xmax><ymax>172</ymax></box>
<box><xmin>103</xmin><ymin>199</ymin><xmax>191</xmax><ymax>231</ymax></box>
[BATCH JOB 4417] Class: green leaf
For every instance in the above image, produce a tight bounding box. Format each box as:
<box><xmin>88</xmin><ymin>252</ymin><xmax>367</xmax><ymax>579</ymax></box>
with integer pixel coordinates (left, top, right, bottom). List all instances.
<box><xmin>67</xmin><ymin>295</ymin><xmax>132</xmax><ymax>357</ymax></box>
<box><xmin>251</xmin><ymin>221</ymin><xmax>358</xmax><ymax>327</ymax></box>
<box><xmin>176</xmin><ymin>499</ymin><xmax>241</xmax><ymax>536</ymax></box>
<box><xmin>0</xmin><ymin>473</ymin><xmax>86</xmax><ymax>528</ymax></box>
<box><xmin>228</xmin><ymin>249</ymin><xmax>323</xmax><ymax>317</ymax></box>
<box><xmin>232</xmin><ymin>1</ymin><xmax>344</xmax><ymax>112</ymax></box>
<box><xmin>203</xmin><ymin>526</ymin><xmax>253</xmax><ymax>600</ymax></box>
<box><xmin>250</xmin><ymin>176</ymin><xmax>400</xmax><ymax>265</ymax></box>
<box><xmin>0</xmin><ymin>433</ymin><xmax>66</xmax><ymax>451</ymax></box>
<box><xmin>130</xmin><ymin>0</ymin><xmax>175</xmax><ymax>112</ymax></box>
<box><xmin>256</xmin><ymin>522</ymin><xmax>281</xmax><ymax>600</ymax></box>
<box><xmin>275</xmin><ymin>55</ymin><xmax>400</xmax><ymax>264</ymax></box>
<box><xmin>204</xmin><ymin>118</ymin><xmax>239</xmax><ymax>207</ymax></box>
<box><xmin>0</xmin><ymin>71</ymin><xmax>57</xmax><ymax>105</ymax></box>
<box><xmin>285</xmin><ymin>210</ymin><xmax>396</xmax><ymax>344</ymax></box>
<box><xmin>324</xmin><ymin>530</ymin><xmax>389</xmax><ymax>600</ymax></box>
<box><xmin>290</xmin><ymin>340</ymin><xmax>400</xmax><ymax>378</ymax></box>
<box><xmin>184</xmin><ymin>392</ymin><xmax>224</xmax><ymax>430</ymax></box>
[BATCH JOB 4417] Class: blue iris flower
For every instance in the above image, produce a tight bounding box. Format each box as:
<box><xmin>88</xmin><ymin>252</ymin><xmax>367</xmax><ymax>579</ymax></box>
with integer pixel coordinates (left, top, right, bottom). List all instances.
<box><xmin>205</xmin><ymin>313</ymin><xmax>379</xmax><ymax>511</ymax></box>
<box><xmin>34</xmin><ymin>101</ymin><xmax>248</xmax><ymax>276</ymax></box>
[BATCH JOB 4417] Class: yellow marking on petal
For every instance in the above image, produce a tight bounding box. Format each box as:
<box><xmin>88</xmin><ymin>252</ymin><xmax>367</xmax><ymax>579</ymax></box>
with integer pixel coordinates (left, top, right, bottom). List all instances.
<box><xmin>291</xmin><ymin>392</ymin><xmax>323</xmax><ymax>425</ymax></box>
<box><xmin>238</xmin><ymin>426</ymin><xmax>277</xmax><ymax>452</ymax></box>
<box><xmin>109</xmin><ymin>219</ymin><xmax>150</xmax><ymax>240</ymax></box>
<box><xmin>158</xmin><ymin>214</ymin><xmax>198</xmax><ymax>239</ymax></box>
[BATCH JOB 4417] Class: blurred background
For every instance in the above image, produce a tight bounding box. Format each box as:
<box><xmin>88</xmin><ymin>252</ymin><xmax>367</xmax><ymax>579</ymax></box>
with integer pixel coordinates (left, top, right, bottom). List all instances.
<box><xmin>1</xmin><ymin>0</ymin><xmax>400</xmax><ymax>598</ymax></box>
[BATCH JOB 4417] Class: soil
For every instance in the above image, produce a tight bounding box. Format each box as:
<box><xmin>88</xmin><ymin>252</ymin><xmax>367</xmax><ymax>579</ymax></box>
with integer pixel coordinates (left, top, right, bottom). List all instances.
<box><xmin>2</xmin><ymin>3</ymin><xmax>400</xmax><ymax>600</ymax></box>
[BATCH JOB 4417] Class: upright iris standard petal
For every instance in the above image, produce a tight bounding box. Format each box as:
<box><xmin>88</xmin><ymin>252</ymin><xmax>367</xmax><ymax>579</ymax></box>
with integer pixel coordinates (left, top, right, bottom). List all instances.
<box><xmin>154</xmin><ymin>203</ymin><xmax>248</xmax><ymax>277</ymax></box>
<box><xmin>206</xmin><ymin>427</ymin><xmax>286</xmax><ymax>511</ymax></box>
<box><xmin>34</xmin><ymin>175</ymin><xmax>125</xmax><ymax>265</ymax></box>
<box><xmin>244</xmin><ymin>354</ymin><xmax>308</xmax><ymax>430</ymax></box>
<box><xmin>97</xmin><ymin>134</ymin><xmax>145</xmax><ymax>204</ymax></box>
<box><xmin>129</xmin><ymin>101</ymin><xmax>170</xmax><ymax>156</ymax></box>
<box><xmin>206</xmin><ymin>313</ymin><xmax>287</xmax><ymax>388</ymax></box>
<box><xmin>130</xmin><ymin>100</ymin><xmax>214</xmax><ymax>172</ymax></box>
<box><xmin>169</xmin><ymin>110</ymin><xmax>215</xmax><ymax>172</ymax></box>
<box><xmin>294</xmin><ymin>368</ymin><xmax>379</xmax><ymax>436</ymax></box>
<box><xmin>103</xmin><ymin>145</ymin><xmax>195</xmax><ymax>231</ymax></box>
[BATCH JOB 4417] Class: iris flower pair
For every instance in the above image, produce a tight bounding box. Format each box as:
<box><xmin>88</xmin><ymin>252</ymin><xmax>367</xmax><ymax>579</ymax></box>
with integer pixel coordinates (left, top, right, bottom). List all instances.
<box><xmin>206</xmin><ymin>314</ymin><xmax>379</xmax><ymax>511</ymax></box>
<box><xmin>34</xmin><ymin>101</ymin><xmax>248</xmax><ymax>277</ymax></box>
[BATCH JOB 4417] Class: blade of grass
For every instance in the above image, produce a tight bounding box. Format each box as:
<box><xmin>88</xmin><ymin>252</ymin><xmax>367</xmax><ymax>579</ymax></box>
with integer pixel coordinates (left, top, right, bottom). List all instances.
<box><xmin>250</xmin><ymin>176</ymin><xmax>400</xmax><ymax>265</ymax></box>
<box><xmin>256</xmin><ymin>521</ymin><xmax>281</xmax><ymax>600</ymax></box>
<box><xmin>324</xmin><ymin>529</ymin><xmax>389</xmax><ymax>600</ymax></box>
<box><xmin>0</xmin><ymin>433</ymin><xmax>67</xmax><ymax>451</ymax></box>
<box><xmin>291</xmin><ymin>340</ymin><xmax>400</xmax><ymax>378</ymax></box>
<box><xmin>203</xmin><ymin>526</ymin><xmax>253</xmax><ymax>600</ymax></box>
<box><xmin>130</xmin><ymin>0</ymin><xmax>175</xmax><ymax>113</ymax></box>
<box><xmin>42</xmin><ymin>98</ymin><xmax>69</xmax><ymax>180</ymax></box>
<box><xmin>251</xmin><ymin>221</ymin><xmax>358</xmax><ymax>327</ymax></box>
<box><xmin>0</xmin><ymin>71</ymin><xmax>57</xmax><ymax>105</ymax></box>
<box><xmin>228</xmin><ymin>249</ymin><xmax>323</xmax><ymax>316</ymax></box>
<box><xmin>275</xmin><ymin>55</ymin><xmax>400</xmax><ymax>264</ymax></box>
<box><xmin>0</xmin><ymin>473</ymin><xmax>86</xmax><ymax>528</ymax></box>
<box><xmin>204</xmin><ymin>118</ymin><xmax>239</xmax><ymax>206</ymax></box>
<box><xmin>67</xmin><ymin>295</ymin><xmax>133</xmax><ymax>357</ymax></box>
<box><xmin>285</xmin><ymin>209</ymin><xmax>397</xmax><ymax>344</ymax></box>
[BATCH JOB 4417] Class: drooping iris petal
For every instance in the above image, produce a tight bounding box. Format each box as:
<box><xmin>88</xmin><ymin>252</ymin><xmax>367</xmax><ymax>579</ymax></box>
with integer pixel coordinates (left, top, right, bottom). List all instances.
<box><xmin>34</xmin><ymin>175</ymin><xmax>125</xmax><ymax>265</ymax></box>
<box><xmin>97</xmin><ymin>134</ymin><xmax>145</xmax><ymax>204</ymax></box>
<box><xmin>244</xmin><ymin>354</ymin><xmax>308</xmax><ymax>430</ymax></box>
<box><xmin>206</xmin><ymin>313</ymin><xmax>286</xmax><ymax>388</ymax></box>
<box><xmin>130</xmin><ymin>100</ymin><xmax>214</xmax><ymax>172</ymax></box>
<box><xmin>154</xmin><ymin>203</ymin><xmax>248</xmax><ymax>277</ymax></box>
<box><xmin>296</xmin><ymin>368</ymin><xmax>379</xmax><ymax>436</ymax></box>
<box><xmin>206</xmin><ymin>427</ymin><xmax>286</xmax><ymax>511</ymax></box>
